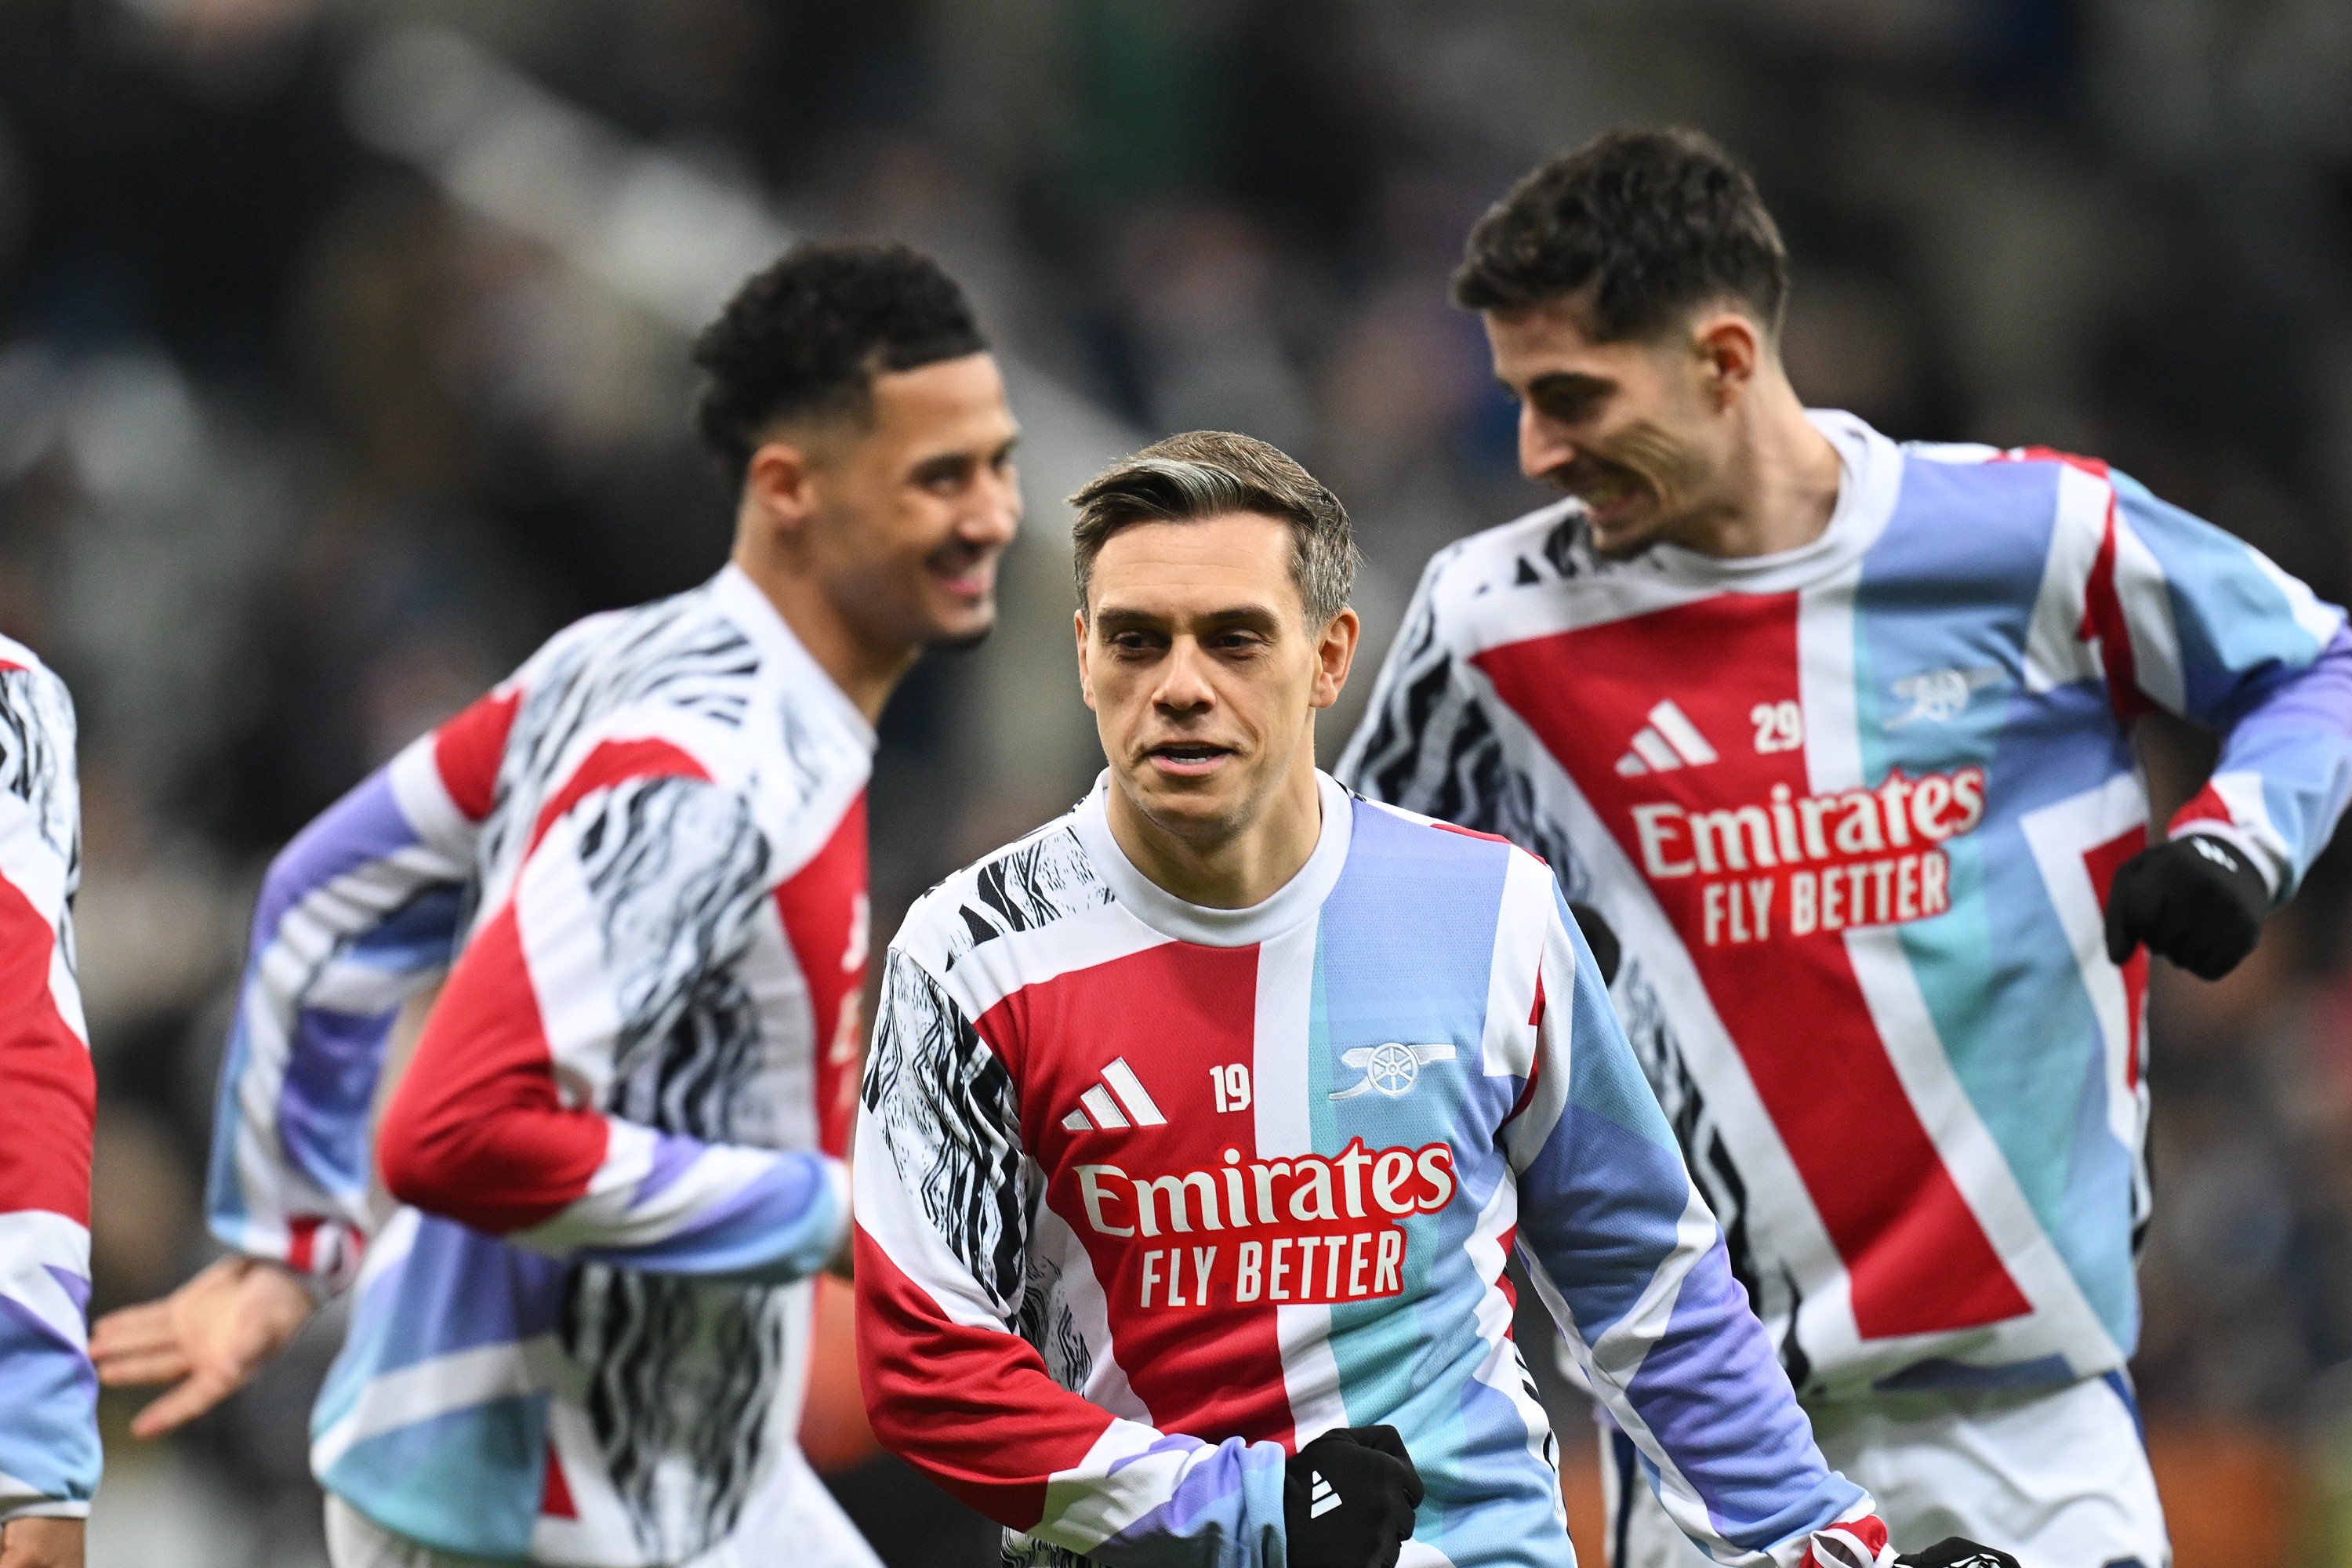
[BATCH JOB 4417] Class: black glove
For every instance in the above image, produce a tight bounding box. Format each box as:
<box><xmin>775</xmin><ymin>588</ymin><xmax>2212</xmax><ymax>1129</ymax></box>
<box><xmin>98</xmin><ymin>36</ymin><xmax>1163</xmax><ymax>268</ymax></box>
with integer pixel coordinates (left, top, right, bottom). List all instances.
<box><xmin>1894</xmin><ymin>1537</ymin><xmax>2021</xmax><ymax>1568</ymax></box>
<box><xmin>1569</xmin><ymin>902</ymin><xmax>1621</xmax><ymax>986</ymax></box>
<box><xmin>1283</xmin><ymin>1425</ymin><xmax>1424</xmax><ymax>1568</ymax></box>
<box><xmin>2103</xmin><ymin>833</ymin><xmax>2270</xmax><ymax>981</ymax></box>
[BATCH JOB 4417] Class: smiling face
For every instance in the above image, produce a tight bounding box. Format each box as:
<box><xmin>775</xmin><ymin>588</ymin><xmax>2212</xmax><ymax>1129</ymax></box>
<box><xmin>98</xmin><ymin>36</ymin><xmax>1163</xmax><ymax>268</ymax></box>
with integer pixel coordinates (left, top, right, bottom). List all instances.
<box><xmin>799</xmin><ymin>352</ymin><xmax>1022</xmax><ymax>649</ymax></box>
<box><xmin>1078</xmin><ymin>512</ymin><xmax>1358</xmax><ymax>851</ymax></box>
<box><xmin>1484</xmin><ymin>295</ymin><xmax>1759</xmax><ymax>561</ymax></box>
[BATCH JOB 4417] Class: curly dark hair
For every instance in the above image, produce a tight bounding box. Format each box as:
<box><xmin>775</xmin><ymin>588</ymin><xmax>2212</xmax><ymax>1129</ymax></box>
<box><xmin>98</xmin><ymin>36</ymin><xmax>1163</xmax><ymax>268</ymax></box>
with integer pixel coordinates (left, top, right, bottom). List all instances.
<box><xmin>690</xmin><ymin>240</ymin><xmax>987</xmax><ymax>481</ymax></box>
<box><xmin>1452</xmin><ymin>127</ymin><xmax>1788</xmax><ymax>342</ymax></box>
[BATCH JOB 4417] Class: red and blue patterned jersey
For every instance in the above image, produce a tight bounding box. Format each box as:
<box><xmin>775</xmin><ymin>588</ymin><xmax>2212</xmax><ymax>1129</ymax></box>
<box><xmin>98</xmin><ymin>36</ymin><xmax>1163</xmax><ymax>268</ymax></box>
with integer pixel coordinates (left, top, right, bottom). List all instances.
<box><xmin>0</xmin><ymin>637</ymin><xmax>97</xmax><ymax>1526</ymax></box>
<box><xmin>1340</xmin><ymin>412</ymin><xmax>2352</xmax><ymax>1399</ymax></box>
<box><xmin>856</xmin><ymin>772</ymin><xmax>1893</xmax><ymax>1568</ymax></box>
<box><xmin>205</xmin><ymin>566</ymin><xmax>871</xmax><ymax>1564</ymax></box>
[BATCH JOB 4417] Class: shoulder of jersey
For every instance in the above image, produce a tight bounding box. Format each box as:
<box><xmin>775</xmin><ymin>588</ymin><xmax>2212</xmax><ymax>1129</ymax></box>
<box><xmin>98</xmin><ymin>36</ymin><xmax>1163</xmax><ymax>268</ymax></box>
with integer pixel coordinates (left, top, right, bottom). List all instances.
<box><xmin>514</xmin><ymin>581</ymin><xmax>795</xmax><ymax>769</ymax></box>
<box><xmin>0</xmin><ymin>633</ymin><xmax>72</xmax><ymax>719</ymax></box>
<box><xmin>1353</xmin><ymin>790</ymin><xmax>1544</xmax><ymax>871</ymax></box>
<box><xmin>895</xmin><ymin>808</ymin><xmax>1117</xmax><ymax>974</ymax></box>
<box><xmin>1418</xmin><ymin>494</ymin><xmax>1664</xmax><ymax>613</ymax></box>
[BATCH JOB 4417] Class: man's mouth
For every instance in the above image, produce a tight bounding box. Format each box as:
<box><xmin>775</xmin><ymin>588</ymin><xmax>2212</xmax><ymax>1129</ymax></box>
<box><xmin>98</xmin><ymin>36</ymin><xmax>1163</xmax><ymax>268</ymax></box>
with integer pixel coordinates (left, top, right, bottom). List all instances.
<box><xmin>927</xmin><ymin>545</ymin><xmax>999</xmax><ymax>601</ymax></box>
<box><xmin>1568</xmin><ymin>469</ymin><xmax>1648</xmax><ymax>528</ymax></box>
<box><xmin>1145</xmin><ymin>741</ymin><xmax>1233</xmax><ymax>778</ymax></box>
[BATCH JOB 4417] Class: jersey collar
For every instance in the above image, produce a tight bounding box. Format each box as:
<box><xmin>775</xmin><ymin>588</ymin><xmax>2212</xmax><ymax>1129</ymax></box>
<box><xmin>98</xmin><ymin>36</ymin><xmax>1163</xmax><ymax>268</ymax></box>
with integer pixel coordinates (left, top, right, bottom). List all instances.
<box><xmin>710</xmin><ymin>562</ymin><xmax>878</xmax><ymax>753</ymax></box>
<box><xmin>1637</xmin><ymin>408</ymin><xmax>1903</xmax><ymax>592</ymax></box>
<box><xmin>1073</xmin><ymin>768</ymin><xmax>1356</xmax><ymax>948</ymax></box>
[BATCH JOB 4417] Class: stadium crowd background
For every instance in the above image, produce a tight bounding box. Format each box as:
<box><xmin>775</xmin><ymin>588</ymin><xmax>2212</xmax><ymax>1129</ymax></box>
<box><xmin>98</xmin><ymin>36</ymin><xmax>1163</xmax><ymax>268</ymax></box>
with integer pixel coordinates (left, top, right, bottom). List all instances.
<box><xmin>5</xmin><ymin>0</ymin><xmax>2352</xmax><ymax>1563</ymax></box>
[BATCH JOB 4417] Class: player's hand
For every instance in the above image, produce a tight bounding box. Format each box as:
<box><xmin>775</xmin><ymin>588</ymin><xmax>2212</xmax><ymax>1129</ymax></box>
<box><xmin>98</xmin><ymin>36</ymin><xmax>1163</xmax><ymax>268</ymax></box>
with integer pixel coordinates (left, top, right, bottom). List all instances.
<box><xmin>2103</xmin><ymin>833</ymin><xmax>2270</xmax><ymax>980</ymax></box>
<box><xmin>1893</xmin><ymin>1537</ymin><xmax>2020</xmax><ymax>1568</ymax></box>
<box><xmin>1284</xmin><ymin>1425</ymin><xmax>1425</xmax><ymax>1568</ymax></box>
<box><xmin>0</xmin><ymin>1516</ymin><xmax>83</xmax><ymax>1568</ymax></box>
<box><xmin>90</xmin><ymin>1255</ymin><xmax>317</xmax><ymax>1438</ymax></box>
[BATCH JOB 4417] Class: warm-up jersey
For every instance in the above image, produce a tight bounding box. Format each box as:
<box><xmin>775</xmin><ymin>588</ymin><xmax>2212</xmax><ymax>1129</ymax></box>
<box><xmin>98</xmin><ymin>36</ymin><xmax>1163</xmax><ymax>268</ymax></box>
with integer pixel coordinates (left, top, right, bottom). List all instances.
<box><xmin>206</xmin><ymin>566</ymin><xmax>872</xmax><ymax>1566</ymax></box>
<box><xmin>0</xmin><ymin>639</ymin><xmax>98</xmax><ymax>1525</ymax></box>
<box><xmin>1339</xmin><ymin>411</ymin><xmax>2352</xmax><ymax>1400</ymax></box>
<box><xmin>856</xmin><ymin>771</ymin><xmax>1894</xmax><ymax>1568</ymax></box>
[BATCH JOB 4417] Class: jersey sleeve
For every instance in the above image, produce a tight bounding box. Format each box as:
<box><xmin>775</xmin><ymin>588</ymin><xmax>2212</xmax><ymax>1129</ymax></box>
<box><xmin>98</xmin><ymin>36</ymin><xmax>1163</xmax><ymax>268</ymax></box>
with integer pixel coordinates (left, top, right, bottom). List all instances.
<box><xmin>855</xmin><ymin>945</ymin><xmax>1289</xmax><ymax>1568</ymax></box>
<box><xmin>0</xmin><ymin>659</ymin><xmax>100</xmax><ymax>1522</ymax></box>
<box><xmin>205</xmin><ymin>687</ymin><xmax>514</xmax><ymax>1295</ymax></box>
<box><xmin>2091</xmin><ymin>466</ymin><xmax>2352</xmax><ymax>898</ymax></box>
<box><xmin>1504</xmin><ymin>869</ymin><xmax>1889</xmax><ymax>1568</ymax></box>
<box><xmin>1337</xmin><ymin>550</ymin><xmax>1511</xmax><ymax>834</ymax></box>
<box><xmin>375</xmin><ymin>744</ymin><xmax>846</xmax><ymax>1284</ymax></box>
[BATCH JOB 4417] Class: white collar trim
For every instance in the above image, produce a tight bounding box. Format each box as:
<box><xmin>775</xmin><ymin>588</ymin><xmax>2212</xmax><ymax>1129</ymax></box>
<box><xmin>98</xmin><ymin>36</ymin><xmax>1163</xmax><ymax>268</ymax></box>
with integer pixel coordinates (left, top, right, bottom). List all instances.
<box><xmin>1073</xmin><ymin>770</ymin><xmax>1353</xmax><ymax>948</ymax></box>
<box><xmin>1639</xmin><ymin>408</ymin><xmax>1902</xmax><ymax>590</ymax></box>
<box><xmin>710</xmin><ymin>562</ymin><xmax>877</xmax><ymax>752</ymax></box>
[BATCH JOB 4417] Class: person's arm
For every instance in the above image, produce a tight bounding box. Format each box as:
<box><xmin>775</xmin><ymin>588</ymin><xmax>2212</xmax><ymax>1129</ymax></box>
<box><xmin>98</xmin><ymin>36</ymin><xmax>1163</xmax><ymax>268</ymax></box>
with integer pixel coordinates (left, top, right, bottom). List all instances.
<box><xmin>855</xmin><ymin>946</ymin><xmax>1290</xmax><ymax>1568</ymax></box>
<box><xmin>0</xmin><ymin>659</ymin><xmax>98</xmax><ymax>1537</ymax></box>
<box><xmin>1501</xmin><ymin>858</ymin><xmax>1890</xmax><ymax>1568</ymax></box>
<box><xmin>376</xmin><ymin>749</ymin><xmax>844</xmax><ymax>1283</ymax></box>
<box><xmin>2075</xmin><ymin>465</ymin><xmax>2352</xmax><ymax>975</ymax></box>
<box><xmin>92</xmin><ymin>688</ymin><xmax>513</xmax><ymax>1437</ymax></box>
<box><xmin>204</xmin><ymin>687</ymin><xmax>515</xmax><ymax>1291</ymax></box>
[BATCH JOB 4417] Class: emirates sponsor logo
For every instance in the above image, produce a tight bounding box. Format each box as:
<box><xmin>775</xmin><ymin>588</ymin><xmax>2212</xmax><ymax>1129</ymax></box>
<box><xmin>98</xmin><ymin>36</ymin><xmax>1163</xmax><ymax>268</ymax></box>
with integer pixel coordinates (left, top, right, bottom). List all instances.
<box><xmin>1628</xmin><ymin>766</ymin><xmax>1985</xmax><ymax>947</ymax></box>
<box><xmin>1073</xmin><ymin>1138</ymin><xmax>1456</xmax><ymax>1311</ymax></box>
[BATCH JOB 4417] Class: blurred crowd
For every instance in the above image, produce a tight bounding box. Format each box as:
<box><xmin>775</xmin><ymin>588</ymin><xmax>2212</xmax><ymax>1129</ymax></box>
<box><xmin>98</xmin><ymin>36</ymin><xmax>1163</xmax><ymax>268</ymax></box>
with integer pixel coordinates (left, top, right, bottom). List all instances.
<box><xmin>7</xmin><ymin>0</ymin><xmax>2352</xmax><ymax>1563</ymax></box>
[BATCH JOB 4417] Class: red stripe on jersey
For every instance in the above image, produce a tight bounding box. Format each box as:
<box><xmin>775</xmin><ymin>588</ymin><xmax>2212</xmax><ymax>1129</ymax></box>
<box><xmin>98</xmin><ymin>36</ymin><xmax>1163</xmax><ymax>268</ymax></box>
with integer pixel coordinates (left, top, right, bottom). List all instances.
<box><xmin>539</xmin><ymin>1450</ymin><xmax>578</xmax><ymax>1519</ymax></box>
<box><xmin>1432</xmin><ymin>821</ymin><xmax>1514</xmax><ymax>848</ymax></box>
<box><xmin>1473</xmin><ymin>594</ymin><xmax>2031</xmax><ymax>1338</ymax></box>
<box><xmin>2079</xmin><ymin>499</ymin><xmax>2157</xmax><ymax>723</ymax></box>
<box><xmin>2082</xmin><ymin>824</ymin><xmax>2150</xmax><ymax>1090</ymax></box>
<box><xmin>377</xmin><ymin>903</ymin><xmax>609</xmax><ymax>1231</ymax></box>
<box><xmin>2170</xmin><ymin>782</ymin><xmax>2234</xmax><ymax>834</ymax></box>
<box><xmin>526</xmin><ymin>738</ymin><xmax>711</xmax><ymax>854</ymax></box>
<box><xmin>432</xmin><ymin>689</ymin><xmax>521</xmax><ymax>822</ymax></box>
<box><xmin>285</xmin><ymin>1215</ymin><xmax>321</xmax><ymax>1274</ymax></box>
<box><xmin>855</xmin><ymin>1227</ymin><xmax>1111</xmax><ymax>1530</ymax></box>
<box><xmin>981</xmin><ymin>942</ymin><xmax>1298</xmax><ymax>1447</ymax></box>
<box><xmin>775</xmin><ymin>793</ymin><xmax>869</xmax><ymax>1158</ymax></box>
<box><xmin>0</xmin><ymin>877</ymin><xmax>94</xmax><ymax>1223</ymax></box>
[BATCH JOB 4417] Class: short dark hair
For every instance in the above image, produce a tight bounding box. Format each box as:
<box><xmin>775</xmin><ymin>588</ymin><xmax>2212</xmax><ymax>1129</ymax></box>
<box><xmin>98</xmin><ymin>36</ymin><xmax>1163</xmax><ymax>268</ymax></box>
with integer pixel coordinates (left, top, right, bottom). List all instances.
<box><xmin>690</xmin><ymin>240</ymin><xmax>987</xmax><ymax>481</ymax></box>
<box><xmin>1452</xmin><ymin>127</ymin><xmax>1789</xmax><ymax>342</ymax></box>
<box><xmin>1069</xmin><ymin>430</ymin><xmax>1359</xmax><ymax>626</ymax></box>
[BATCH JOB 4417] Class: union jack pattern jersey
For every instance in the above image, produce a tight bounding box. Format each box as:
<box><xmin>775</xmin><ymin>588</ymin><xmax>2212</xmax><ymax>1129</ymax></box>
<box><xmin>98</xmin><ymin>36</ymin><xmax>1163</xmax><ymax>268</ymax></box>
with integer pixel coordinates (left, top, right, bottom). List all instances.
<box><xmin>1339</xmin><ymin>411</ymin><xmax>2352</xmax><ymax>1399</ymax></box>
<box><xmin>205</xmin><ymin>566</ymin><xmax>872</xmax><ymax>1566</ymax></box>
<box><xmin>855</xmin><ymin>771</ymin><xmax>1894</xmax><ymax>1568</ymax></box>
<box><xmin>0</xmin><ymin>637</ymin><xmax>97</xmax><ymax>1525</ymax></box>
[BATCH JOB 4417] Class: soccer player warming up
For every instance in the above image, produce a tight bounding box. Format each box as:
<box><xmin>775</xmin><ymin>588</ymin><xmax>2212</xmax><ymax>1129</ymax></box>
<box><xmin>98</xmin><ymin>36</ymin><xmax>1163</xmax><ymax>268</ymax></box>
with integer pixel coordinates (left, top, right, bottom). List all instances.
<box><xmin>855</xmin><ymin>431</ymin><xmax>2002</xmax><ymax>1568</ymax></box>
<box><xmin>88</xmin><ymin>243</ymin><xmax>1021</xmax><ymax>1568</ymax></box>
<box><xmin>1339</xmin><ymin>129</ymin><xmax>2352</xmax><ymax>1568</ymax></box>
<box><xmin>0</xmin><ymin>641</ymin><xmax>96</xmax><ymax>1568</ymax></box>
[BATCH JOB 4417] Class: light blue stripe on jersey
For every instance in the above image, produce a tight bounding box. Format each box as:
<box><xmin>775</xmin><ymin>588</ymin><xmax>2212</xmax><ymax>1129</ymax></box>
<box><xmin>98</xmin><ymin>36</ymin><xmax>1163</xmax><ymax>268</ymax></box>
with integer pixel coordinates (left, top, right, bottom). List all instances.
<box><xmin>318</xmin><ymin>1399</ymin><xmax>546</xmax><ymax>1559</ymax></box>
<box><xmin>573</xmin><ymin>1146</ymin><xmax>843</xmax><ymax>1281</ymax></box>
<box><xmin>0</xmin><ymin>1289</ymin><xmax>99</xmax><ymax>1505</ymax></box>
<box><xmin>1857</xmin><ymin>459</ymin><xmax>2136</xmax><ymax>1354</ymax></box>
<box><xmin>1312</xmin><ymin>804</ymin><xmax>1563</xmax><ymax>1565</ymax></box>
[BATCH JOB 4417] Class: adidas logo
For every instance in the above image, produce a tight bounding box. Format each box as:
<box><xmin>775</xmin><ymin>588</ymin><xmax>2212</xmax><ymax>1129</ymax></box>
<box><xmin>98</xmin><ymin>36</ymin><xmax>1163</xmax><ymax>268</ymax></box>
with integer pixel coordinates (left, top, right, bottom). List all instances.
<box><xmin>1060</xmin><ymin>1058</ymin><xmax>1167</xmax><ymax>1132</ymax></box>
<box><xmin>1615</xmin><ymin>699</ymin><xmax>1719</xmax><ymax>777</ymax></box>
<box><xmin>1308</xmin><ymin>1470</ymin><xmax>1341</xmax><ymax>1519</ymax></box>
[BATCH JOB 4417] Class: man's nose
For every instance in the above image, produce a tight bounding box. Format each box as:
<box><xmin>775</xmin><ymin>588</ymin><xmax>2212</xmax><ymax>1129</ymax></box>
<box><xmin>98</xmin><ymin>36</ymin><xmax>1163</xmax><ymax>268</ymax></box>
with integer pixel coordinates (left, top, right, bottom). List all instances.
<box><xmin>1519</xmin><ymin>406</ymin><xmax>1575</xmax><ymax>481</ymax></box>
<box><xmin>963</xmin><ymin>470</ymin><xmax>1022</xmax><ymax>546</ymax></box>
<box><xmin>1152</xmin><ymin>641</ymin><xmax>1216</xmax><ymax>710</ymax></box>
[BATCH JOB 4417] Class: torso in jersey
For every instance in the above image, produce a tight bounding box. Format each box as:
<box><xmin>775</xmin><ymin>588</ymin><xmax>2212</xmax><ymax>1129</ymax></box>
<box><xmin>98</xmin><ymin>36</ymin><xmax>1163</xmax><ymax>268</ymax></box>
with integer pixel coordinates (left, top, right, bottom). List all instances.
<box><xmin>1341</xmin><ymin>410</ymin><xmax>2352</xmax><ymax>1399</ymax></box>
<box><xmin>211</xmin><ymin>566</ymin><xmax>873</xmax><ymax>1565</ymax></box>
<box><xmin>858</xmin><ymin>771</ymin><xmax>1880</xmax><ymax>1568</ymax></box>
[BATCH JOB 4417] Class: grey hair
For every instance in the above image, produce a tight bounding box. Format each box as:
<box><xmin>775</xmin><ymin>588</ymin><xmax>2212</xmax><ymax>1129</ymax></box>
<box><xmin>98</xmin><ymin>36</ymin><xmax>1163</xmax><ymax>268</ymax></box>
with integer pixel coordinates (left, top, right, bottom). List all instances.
<box><xmin>1068</xmin><ymin>430</ymin><xmax>1360</xmax><ymax>626</ymax></box>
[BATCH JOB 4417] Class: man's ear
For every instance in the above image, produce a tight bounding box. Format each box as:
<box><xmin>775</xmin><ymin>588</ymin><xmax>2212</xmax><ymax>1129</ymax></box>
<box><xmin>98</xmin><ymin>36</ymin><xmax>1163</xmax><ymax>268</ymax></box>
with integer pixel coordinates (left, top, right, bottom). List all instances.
<box><xmin>1075</xmin><ymin>609</ymin><xmax>1098</xmax><ymax>712</ymax></box>
<box><xmin>1690</xmin><ymin>310</ymin><xmax>1764</xmax><ymax>407</ymax></box>
<box><xmin>742</xmin><ymin>438</ymin><xmax>822</xmax><ymax>543</ymax></box>
<box><xmin>1308</xmin><ymin>607</ymin><xmax>1361</xmax><ymax>711</ymax></box>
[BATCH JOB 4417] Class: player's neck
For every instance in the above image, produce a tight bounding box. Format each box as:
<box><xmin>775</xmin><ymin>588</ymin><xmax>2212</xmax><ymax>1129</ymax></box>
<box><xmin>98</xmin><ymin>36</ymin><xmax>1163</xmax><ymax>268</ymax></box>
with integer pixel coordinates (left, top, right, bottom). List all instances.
<box><xmin>1105</xmin><ymin>747</ymin><xmax>1325</xmax><ymax>911</ymax></box>
<box><xmin>1680</xmin><ymin>381</ymin><xmax>1842</xmax><ymax>560</ymax></box>
<box><xmin>730</xmin><ymin>546</ymin><xmax>916</xmax><ymax>725</ymax></box>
